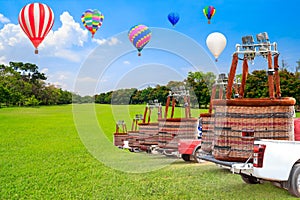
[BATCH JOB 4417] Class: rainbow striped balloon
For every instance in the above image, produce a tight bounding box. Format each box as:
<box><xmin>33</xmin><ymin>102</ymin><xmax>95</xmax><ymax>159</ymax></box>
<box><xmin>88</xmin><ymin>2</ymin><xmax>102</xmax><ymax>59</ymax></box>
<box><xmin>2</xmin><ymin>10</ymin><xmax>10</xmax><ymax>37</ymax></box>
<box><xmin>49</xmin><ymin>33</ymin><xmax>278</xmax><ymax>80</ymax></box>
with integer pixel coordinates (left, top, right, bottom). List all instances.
<box><xmin>203</xmin><ymin>6</ymin><xmax>216</xmax><ymax>24</ymax></box>
<box><xmin>128</xmin><ymin>24</ymin><xmax>151</xmax><ymax>56</ymax></box>
<box><xmin>81</xmin><ymin>9</ymin><xmax>104</xmax><ymax>38</ymax></box>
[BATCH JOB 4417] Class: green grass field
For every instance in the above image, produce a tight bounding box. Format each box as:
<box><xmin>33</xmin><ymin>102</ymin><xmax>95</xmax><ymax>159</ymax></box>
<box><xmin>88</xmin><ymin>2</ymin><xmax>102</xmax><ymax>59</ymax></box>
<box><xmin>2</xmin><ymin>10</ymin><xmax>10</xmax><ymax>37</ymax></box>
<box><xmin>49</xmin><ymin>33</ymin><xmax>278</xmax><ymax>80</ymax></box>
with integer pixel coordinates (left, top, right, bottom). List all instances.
<box><xmin>0</xmin><ymin>105</ymin><xmax>298</xmax><ymax>199</ymax></box>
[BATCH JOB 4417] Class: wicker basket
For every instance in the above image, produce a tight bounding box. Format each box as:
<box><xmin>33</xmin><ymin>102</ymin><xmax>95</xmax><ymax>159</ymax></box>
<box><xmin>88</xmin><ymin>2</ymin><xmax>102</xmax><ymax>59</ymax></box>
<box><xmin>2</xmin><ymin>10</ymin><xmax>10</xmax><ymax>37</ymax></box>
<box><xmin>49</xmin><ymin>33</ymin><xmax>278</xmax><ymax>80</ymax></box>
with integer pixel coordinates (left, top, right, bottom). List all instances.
<box><xmin>127</xmin><ymin>131</ymin><xmax>140</xmax><ymax>148</ymax></box>
<box><xmin>138</xmin><ymin>122</ymin><xmax>159</xmax><ymax>146</ymax></box>
<box><xmin>199</xmin><ymin>113</ymin><xmax>215</xmax><ymax>153</ymax></box>
<box><xmin>158</xmin><ymin>118</ymin><xmax>198</xmax><ymax>150</ymax></box>
<box><xmin>212</xmin><ymin>97</ymin><xmax>296</xmax><ymax>162</ymax></box>
<box><xmin>113</xmin><ymin>133</ymin><xmax>129</xmax><ymax>147</ymax></box>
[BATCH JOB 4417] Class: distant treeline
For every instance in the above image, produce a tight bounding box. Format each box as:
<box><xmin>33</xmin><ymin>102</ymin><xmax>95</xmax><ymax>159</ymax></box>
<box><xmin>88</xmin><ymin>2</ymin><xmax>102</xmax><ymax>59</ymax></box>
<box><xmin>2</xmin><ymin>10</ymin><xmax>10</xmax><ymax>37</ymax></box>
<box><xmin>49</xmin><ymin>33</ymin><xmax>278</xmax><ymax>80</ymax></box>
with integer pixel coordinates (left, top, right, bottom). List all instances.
<box><xmin>1</xmin><ymin>62</ymin><xmax>299</xmax><ymax>108</ymax></box>
<box><xmin>95</xmin><ymin>69</ymin><xmax>300</xmax><ymax>108</ymax></box>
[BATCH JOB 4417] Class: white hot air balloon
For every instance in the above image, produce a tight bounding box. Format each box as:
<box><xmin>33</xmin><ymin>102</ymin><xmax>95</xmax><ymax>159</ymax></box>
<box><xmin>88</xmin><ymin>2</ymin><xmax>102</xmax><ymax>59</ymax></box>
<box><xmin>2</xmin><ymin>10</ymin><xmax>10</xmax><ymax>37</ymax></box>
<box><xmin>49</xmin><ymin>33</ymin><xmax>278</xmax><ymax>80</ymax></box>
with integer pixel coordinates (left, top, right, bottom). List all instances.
<box><xmin>206</xmin><ymin>32</ymin><xmax>227</xmax><ymax>61</ymax></box>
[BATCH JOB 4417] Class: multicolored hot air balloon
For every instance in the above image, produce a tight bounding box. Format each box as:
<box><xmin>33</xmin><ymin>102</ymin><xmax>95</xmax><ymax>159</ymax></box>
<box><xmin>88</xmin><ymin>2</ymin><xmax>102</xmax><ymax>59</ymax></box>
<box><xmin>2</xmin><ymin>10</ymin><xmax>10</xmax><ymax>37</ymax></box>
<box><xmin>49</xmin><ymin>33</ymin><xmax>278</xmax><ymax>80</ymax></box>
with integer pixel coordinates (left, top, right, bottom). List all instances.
<box><xmin>206</xmin><ymin>32</ymin><xmax>227</xmax><ymax>62</ymax></box>
<box><xmin>168</xmin><ymin>12</ymin><xmax>180</xmax><ymax>26</ymax></box>
<box><xmin>128</xmin><ymin>24</ymin><xmax>151</xmax><ymax>56</ymax></box>
<box><xmin>203</xmin><ymin>6</ymin><xmax>216</xmax><ymax>24</ymax></box>
<box><xmin>81</xmin><ymin>9</ymin><xmax>104</xmax><ymax>38</ymax></box>
<box><xmin>18</xmin><ymin>2</ymin><xmax>54</xmax><ymax>54</ymax></box>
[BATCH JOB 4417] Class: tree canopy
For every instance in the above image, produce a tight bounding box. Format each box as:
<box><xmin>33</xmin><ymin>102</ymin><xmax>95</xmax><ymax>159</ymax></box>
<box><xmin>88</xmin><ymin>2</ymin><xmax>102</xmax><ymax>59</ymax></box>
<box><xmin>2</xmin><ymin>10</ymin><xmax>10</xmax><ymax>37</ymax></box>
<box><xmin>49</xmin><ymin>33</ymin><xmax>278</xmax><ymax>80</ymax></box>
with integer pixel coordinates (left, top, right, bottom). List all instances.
<box><xmin>0</xmin><ymin>62</ymin><xmax>72</xmax><ymax>107</ymax></box>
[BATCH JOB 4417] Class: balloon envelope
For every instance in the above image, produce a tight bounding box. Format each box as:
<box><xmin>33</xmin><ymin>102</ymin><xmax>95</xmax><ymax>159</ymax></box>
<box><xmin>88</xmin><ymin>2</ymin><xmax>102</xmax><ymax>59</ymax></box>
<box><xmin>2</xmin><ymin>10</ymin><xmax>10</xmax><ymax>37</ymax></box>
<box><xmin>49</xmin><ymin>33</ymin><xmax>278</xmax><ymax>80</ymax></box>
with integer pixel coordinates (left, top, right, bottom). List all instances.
<box><xmin>18</xmin><ymin>2</ymin><xmax>54</xmax><ymax>54</ymax></box>
<box><xmin>128</xmin><ymin>24</ymin><xmax>151</xmax><ymax>56</ymax></box>
<box><xmin>203</xmin><ymin>6</ymin><xmax>216</xmax><ymax>24</ymax></box>
<box><xmin>81</xmin><ymin>9</ymin><xmax>104</xmax><ymax>38</ymax></box>
<box><xmin>168</xmin><ymin>12</ymin><xmax>180</xmax><ymax>26</ymax></box>
<box><xmin>206</xmin><ymin>32</ymin><xmax>227</xmax><ymax>61</ymax></box>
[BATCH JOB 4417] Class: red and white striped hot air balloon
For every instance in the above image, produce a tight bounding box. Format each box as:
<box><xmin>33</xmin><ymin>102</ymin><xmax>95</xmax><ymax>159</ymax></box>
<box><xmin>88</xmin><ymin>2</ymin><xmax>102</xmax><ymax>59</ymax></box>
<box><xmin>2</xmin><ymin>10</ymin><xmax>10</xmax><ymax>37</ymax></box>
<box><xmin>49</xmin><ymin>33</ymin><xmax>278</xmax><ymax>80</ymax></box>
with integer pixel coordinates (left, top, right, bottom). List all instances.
<box><xmin>18</xmin><ymin>3</ymin><xmax>54</xmax><ymax>54</ymax></box>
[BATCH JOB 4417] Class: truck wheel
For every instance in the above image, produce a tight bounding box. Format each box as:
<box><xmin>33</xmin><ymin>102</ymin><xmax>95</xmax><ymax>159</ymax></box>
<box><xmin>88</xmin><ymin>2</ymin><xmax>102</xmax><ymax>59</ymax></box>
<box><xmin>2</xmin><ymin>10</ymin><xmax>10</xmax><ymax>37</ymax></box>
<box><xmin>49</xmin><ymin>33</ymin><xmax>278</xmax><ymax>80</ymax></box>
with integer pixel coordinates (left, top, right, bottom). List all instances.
<box><xmin>182</xmin><ymin>154</ymin><xmax>191</xmax><ymax>162</ymax></box>
<box><xmin>288</xmin><ymin>164</ymin><xmax>300</xmax><ymax>197</ymax></box>
<box><xmin>193</xmin><ymin>147</ymin><xmax>204</xmax><ymax>163</ymax></box>
<box><xmin>241</xmin><ymin>174</ymin><xmax>260</xmax><ymax>184</ymax></box>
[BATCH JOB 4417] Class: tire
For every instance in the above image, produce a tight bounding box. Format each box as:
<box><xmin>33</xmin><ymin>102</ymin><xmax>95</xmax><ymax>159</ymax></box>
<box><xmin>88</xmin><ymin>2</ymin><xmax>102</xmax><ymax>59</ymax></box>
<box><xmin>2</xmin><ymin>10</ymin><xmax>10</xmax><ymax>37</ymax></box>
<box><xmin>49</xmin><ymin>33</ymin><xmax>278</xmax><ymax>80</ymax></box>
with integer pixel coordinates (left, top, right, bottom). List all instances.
<box><xmin>241</xmin><ymin>174</ymin><xmax>260</xmax><ymax>184</ymax></box>
<box><xmin>193</xmin><ymin>147</ymin><xmax>205</xmax><ymax>163</ymax></box>
<box><xmin>182</xmin><ymin>154</ymin><xmax>191</xmax><ymax>162</ymax></box>
<box><xmin>288</xmin><ymin>164</ymin><xmax>300</xmax><ymax>197</ymax></box>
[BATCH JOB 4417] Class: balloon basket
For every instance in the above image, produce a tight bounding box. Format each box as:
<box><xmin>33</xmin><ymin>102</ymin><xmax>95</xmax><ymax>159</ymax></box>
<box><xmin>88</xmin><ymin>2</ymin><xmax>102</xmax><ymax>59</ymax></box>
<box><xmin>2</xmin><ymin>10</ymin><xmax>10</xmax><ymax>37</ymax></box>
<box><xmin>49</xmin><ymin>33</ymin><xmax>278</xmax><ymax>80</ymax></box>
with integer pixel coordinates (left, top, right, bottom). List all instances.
<box><xmin>35</xmin><ymin>49</ymin><xmax>38</xmax><ymax>54</ymax></box>
<box><xmin>138</xmin><ymin>52</ymin><xmax>141</xmax><ymax>56</ymax></box>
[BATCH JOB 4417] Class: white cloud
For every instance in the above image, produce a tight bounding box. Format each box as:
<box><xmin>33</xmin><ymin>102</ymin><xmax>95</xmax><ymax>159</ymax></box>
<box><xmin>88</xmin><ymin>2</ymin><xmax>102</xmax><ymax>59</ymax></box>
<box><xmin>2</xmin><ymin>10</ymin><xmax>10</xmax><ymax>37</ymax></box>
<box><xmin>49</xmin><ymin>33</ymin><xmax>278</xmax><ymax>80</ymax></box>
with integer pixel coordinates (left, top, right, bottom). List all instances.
<box><xmin>53</xmin><ymin>49</ymin><xmax>83</xmax><ymax>63</ymax></box>
<box><xmin>58</xmin><ymin>74</ymin><xmax>67</xmax><ymax>80</ymax></box>
<box><xmin>0</xmin><ymin>11</ymin><xmax>90</xmax><ymax>64</ymax></box>
<box><xmin>123</xmin><ymin>61</ymin><xmax>130</xmax><ymax>65</ymax></box>
<box><xmin>77</xmin><ymin>76</ymin><xmax>98</xmax><ymax>83</ymax></box>
<box><xmin>45</xmin><ymin>70</ymin><xmax>76</xmax><ymax>92</ymax></box>
<box><xmin>0</xmin><ymin>56</ymin><xmax>6</xmax><ymax>65</ymax></box>
<box><xmin>41</xmin><ymin>68</ymin><xmax>49</xmax><ymax>74</ymax></box>
<box><xmin>93</xmin><ymin>37</ymin><xmax>120</xmax><ymax>46</ymax></box>
<box><xmin>43</xmin><ymin>12</ymin><xmax>88</xmax><ymax>48</ymax></box>
<box><xmin>0</xmin><ymin>14</ymin><xmax>10</xmax><ymax>23</ymax></box>
<box><xmin>0</xmin><ymin>23</ymin><xmax>27</xmax><ymax>47</ymax></box>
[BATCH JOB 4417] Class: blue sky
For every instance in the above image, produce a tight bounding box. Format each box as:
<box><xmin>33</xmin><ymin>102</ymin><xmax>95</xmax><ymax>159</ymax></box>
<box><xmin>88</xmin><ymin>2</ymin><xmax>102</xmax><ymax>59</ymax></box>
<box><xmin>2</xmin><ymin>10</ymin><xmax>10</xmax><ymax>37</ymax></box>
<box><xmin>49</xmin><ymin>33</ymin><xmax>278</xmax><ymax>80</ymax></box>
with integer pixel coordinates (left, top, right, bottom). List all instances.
<box><xmin>0</xmin><ymin>0</ymin><xmax>299</xmax><ymax>95</ymax></box>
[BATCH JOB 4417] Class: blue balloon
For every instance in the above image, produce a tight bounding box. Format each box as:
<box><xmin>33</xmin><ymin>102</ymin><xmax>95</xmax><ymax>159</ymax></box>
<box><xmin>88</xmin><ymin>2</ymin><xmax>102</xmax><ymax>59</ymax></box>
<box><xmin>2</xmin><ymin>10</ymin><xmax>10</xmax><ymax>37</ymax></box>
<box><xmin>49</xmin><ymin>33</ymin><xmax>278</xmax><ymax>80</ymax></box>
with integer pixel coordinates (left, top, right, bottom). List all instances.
<box><xmin>168</xmin><ymin>12</ymin><xmax>180</xmax><ymax>26</ymax></box>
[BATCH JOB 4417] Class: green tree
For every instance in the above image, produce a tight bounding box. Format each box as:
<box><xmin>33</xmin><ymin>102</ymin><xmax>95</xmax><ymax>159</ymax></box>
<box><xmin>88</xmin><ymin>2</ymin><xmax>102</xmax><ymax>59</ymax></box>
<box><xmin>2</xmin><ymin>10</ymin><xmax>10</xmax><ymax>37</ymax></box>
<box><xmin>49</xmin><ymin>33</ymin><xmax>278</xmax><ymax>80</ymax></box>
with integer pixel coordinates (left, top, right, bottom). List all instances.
<box><xmin>245</xmin><ymin>70</ymin><xmax>269</xmax><ymax>98</ymax></box>
<box><xmin>186</xmin><ymin>71</ymin><xmax>216</xmax><ymax>108</ymax></box>
<box><xmin>58</xmin><ymin>89</ymin><xmax>72</xmax><ymax>104</ymax></box>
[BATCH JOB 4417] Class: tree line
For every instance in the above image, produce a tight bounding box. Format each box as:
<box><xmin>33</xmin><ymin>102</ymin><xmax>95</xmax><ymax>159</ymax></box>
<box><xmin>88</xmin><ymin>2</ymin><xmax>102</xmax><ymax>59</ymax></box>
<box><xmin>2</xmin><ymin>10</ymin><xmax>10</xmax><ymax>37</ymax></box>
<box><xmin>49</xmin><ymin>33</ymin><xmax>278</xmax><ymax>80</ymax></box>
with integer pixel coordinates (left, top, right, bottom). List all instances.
<box><xmin>95</xmin><ymin>69</ymin><xmax>300</xmax><ymax>108</ymax></box>
<box><xmin>1</xmin><ymin>62</ymin><xmax>299</xmax><ymax>108</ymax></box>
<box><xmin>0</xmin><ymin>62</ymin><xmax>73</xmax><ymax>107</ymax></box>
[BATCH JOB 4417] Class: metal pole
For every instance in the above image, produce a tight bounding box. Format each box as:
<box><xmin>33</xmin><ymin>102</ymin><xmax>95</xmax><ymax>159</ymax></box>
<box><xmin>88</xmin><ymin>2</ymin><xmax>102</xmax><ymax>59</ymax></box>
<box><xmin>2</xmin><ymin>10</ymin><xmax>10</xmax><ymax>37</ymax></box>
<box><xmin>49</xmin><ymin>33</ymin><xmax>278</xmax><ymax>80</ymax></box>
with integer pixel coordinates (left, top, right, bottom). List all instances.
<box><xmin>267</xmin><ymin>52</ymin><xmax>275</xmax><ymax>99</ymax></box>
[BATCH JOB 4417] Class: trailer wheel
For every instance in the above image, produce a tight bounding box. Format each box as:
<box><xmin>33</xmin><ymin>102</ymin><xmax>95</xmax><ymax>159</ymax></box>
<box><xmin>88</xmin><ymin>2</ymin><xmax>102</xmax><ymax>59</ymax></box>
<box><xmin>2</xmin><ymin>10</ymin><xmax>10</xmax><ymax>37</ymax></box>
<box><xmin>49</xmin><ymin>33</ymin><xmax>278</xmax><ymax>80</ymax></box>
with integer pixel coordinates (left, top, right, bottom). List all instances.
<box><xmin>182</xmin><ymin>154</ymin><xmax>191</xmax><ymax>162</ymax></box>
<box><xmin>241</xmin><ymin>174</ymin><xmax>260</xmax><ymax>184</ymax></box>
<box><xmin>193</xmin><ymin>147</ymin><xmax>204</xmax><ymax>163</ymax></box>
<box><xmin>288</xmin><ymin>164</ymin><xmax>300</xmax><ymax>197</ymax></box>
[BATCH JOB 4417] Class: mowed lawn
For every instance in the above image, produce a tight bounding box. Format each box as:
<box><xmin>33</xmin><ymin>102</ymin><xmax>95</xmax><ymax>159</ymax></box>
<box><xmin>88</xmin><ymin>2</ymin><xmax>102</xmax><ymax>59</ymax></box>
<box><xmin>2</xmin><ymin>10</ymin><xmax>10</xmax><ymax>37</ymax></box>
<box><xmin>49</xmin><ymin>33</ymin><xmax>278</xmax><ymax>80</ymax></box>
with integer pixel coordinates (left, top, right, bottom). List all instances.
<box><xmin>0</xmin><ymin>104</ymin><xmax>297</xmax><ymax>199</ymax></box>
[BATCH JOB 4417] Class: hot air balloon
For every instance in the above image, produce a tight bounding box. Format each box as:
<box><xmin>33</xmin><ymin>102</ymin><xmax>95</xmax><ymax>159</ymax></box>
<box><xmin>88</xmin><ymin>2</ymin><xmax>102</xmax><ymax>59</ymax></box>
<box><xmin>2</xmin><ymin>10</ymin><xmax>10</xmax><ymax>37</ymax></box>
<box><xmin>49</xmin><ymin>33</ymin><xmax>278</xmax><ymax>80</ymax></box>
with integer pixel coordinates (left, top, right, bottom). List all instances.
<box><xmin>18</xmin><ymin>3</ymin><xmax>54</xmax><ymax>54</ymax></box>
<box><xmin>168</xmin><ymin>12</ymin><xmax>180</xmax><ymax>26</ymax></box>
<box><xmin>206</xmin><ymin>32</ymin><xmax>227</xmax><ymax>62</ymax></box>
<box><xmin>81</xmin><ymin>9</ymin><xmax>104</xmax><ymax>38</ymax></box>
<box><xmin>203</xmin><ymin>6</ymin><xmax>216</xmax><ymax>24</ymax></box>
<box><xmin>128</xmin><ymin>24</ymin><xmax>151</xmax><ymax>56</ymax></box>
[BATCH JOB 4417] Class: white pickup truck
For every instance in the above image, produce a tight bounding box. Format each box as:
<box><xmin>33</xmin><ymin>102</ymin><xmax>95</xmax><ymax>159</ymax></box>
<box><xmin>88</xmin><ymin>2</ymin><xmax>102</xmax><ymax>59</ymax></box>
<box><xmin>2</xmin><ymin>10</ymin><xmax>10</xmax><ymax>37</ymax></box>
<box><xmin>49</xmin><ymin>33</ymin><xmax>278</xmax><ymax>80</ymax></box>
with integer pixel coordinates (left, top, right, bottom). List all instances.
<box><xmin>230</xmin><ymin>139</ymin><xmax>300</xmax><ymax>197</ymax></box>
<box><xmin>200</xmin><ymin>139</ymin><xmax>300</xmax><ymax>197</ymax></box>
